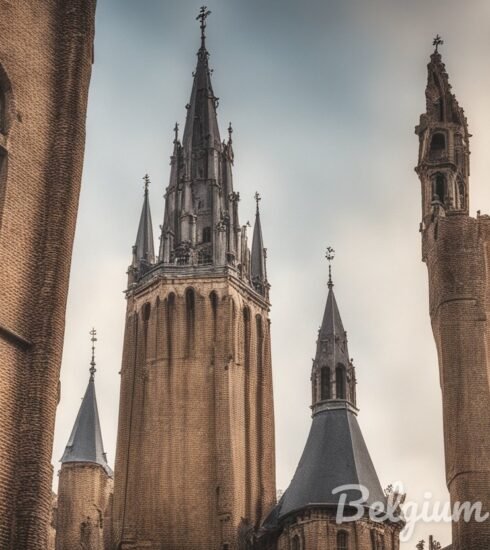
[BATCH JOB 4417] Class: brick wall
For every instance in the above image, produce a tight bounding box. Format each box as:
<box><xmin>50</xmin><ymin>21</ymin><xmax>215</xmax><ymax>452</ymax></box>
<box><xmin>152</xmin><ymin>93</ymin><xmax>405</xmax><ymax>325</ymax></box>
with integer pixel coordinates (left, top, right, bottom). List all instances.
<box><xmin>0</xmin><ymin>2</ymin><xmax>96</xmax><ymax>547</ymax></box>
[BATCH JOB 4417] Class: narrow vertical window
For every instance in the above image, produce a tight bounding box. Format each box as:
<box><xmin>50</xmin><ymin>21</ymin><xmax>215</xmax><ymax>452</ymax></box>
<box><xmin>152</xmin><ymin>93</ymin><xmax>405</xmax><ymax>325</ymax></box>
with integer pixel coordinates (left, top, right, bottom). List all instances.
<box><xmin>434</xmin><ymin>173</ymin><xmax>446</xmax><ymax>203</ymax></box>
<box><xmin>210</xmin><ymin>291</ymin><xmax>218</xmax><ymax>342</ymax></box>
<box><xmin>292</xmin><ymin>535</ymin><xmax>301</xmax><ymax>550</ymax></box>
<box><xmin>336</xmin><ymin>364</ymin><xmax>346</xmax><ymax>400</ymax></box>
<box><xmin>321</xmin><ymin>366</ymin><xmax>330</xmax><ymax>400</ymax></box>
<box><xmin>337</xmin><ymin>531</ymin><xmax>348</xmax><ymax>550</ymax></box>
<box><xmin>185</xmin><ymin>288</ymin><xmax>195</xmax><ymax>357</ymax></box>
<box><xmin>0</xmin><ymin>86</ymin><xmax>5</xmax><ymax>134</ymax></box>
<box><xmin>166</xmin><ymin>292</ymin><xmax>176</xmax><ymax>361</ymax></box>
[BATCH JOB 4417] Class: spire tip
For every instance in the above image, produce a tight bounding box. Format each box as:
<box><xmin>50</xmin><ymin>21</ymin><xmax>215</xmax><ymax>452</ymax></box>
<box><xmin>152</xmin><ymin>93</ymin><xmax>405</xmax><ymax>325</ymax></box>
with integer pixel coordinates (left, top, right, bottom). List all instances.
<box><xmin>254</xmin><ymin>191</ymin><xmax>261</xmax><ymax>214</ymax></box>
<box><xmin>326</xmin><ymin>246</ymin><xmax>335</xmax><ymax>289</ymax></box>
<box><xmin>89</xmin><ymin>327</ymin><xmax>97</xmax><ymax>380</ymax></box>
<box><xmin>433</xmin><ymin>34</ymin><xmax>444</xmax><ymax>53</ymax></box>
<box><xmin>196</xmin><ymin>6</ymin><xmax>211</xmax><ymax>49</ymax></box>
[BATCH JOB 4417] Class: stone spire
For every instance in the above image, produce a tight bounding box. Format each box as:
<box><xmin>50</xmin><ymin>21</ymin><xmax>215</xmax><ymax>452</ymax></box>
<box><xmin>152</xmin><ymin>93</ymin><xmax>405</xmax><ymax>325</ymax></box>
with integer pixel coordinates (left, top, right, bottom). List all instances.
<box><xmin>134</xmin><ymin>174</ymin><xmax>155</xmax><ymax>269</ymax></box>
<box><xmin>311</xmin><ymin>249</ymin><xmax>356</xmax><ymax>415</ymax></box>
<box><xmin>157</xmin><ymin>7</ymin><xmax>243</xmax><ymax>273</ymax></box>
<box><xmin>415</xmin><ymin>37</ymin><xmax>470</xmax><ymax>224</ymax></box>
<box><xmin>60</xmin><ymin>330</ymin><xmax>113</xmax><ymax>476</ymax></box>
<box><xmin>251</xmin><ymin>192</ymin><xmax>268</xmax><ymax>298</ymax></box>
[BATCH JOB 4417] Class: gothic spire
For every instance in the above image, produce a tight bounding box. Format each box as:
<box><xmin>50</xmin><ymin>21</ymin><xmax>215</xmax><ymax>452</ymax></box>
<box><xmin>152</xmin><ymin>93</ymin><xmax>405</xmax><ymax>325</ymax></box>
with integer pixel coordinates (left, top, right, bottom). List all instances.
<box><xmin>251</xmin><ymin>192</ymin><xmax>268</xmax><ymax>298</ymax></box>
<box><xmin>61</xmin><ymin>330</ymin><xmax>113</xmax><ymax>476</ymax></box>
<box><xmin>182</xmin><ymin>6</ymin><xmax>220</xmax><ymax>153</ymax></box>
<box><xmin>134</xmin><ymin>174</ymin><xmax>155</xmax><ymax>266</ymax></box>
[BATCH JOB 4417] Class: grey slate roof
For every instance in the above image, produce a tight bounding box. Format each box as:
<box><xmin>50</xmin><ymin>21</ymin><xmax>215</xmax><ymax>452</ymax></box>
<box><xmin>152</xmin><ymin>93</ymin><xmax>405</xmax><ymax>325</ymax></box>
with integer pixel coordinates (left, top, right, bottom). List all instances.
<box><xmin>61</xmin><ymin>377</ymin><xmax>113</xmax><ymax>477</ymax></box>
<box><xmin>264</xmin><ymin>408</ymin><xmax>386</xmax><ymax>529</ymax></box>
<box><xmin>319</xmin><ymin>286</ymin><xmax>345</xmax><ymax>339</ymax></box>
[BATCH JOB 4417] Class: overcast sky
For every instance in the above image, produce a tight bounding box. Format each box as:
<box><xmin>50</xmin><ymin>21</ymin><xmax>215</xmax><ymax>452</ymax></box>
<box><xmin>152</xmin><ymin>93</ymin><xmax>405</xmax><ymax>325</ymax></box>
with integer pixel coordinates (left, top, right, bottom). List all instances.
<box><xmin>51</xmin><ymin>1</ymin><xmax>490</xmax><ymax>547</ymax></box>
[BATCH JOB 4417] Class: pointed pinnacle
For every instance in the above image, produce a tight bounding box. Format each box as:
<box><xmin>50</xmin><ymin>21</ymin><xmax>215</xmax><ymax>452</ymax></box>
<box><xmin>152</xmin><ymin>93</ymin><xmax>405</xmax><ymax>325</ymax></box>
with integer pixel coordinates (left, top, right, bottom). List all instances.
<box><xmin>326</xmin><ymin>246</ymin><xmax>335</xmax><ymax>289</ymax></box>
<box><xmin>173</xmin><ymin>122</ymin><xmax>179</xmax><ymax>144</ymax></box>
<box><xmin>89</xmin><ymin>327</ymin><xmax>97</xmax><ymax>380</ymax></box>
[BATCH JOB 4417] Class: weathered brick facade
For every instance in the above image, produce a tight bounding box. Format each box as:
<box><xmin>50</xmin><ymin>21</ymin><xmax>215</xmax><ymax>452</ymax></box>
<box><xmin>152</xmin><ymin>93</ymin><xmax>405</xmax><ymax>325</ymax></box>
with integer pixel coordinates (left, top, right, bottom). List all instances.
<box><xmin>56</xmin><ymin>463</ymin><xmax>113</xmax><ymax>550</ymax></box>
<box><xmin>0</xmin><ymin>2</ymin><xmax>96</xmax><ymax>548</ymax></box>
<box><xmin>416</xmin><ymin>46</ymin><xmax>490</xmax><ymax>549</ymax></box>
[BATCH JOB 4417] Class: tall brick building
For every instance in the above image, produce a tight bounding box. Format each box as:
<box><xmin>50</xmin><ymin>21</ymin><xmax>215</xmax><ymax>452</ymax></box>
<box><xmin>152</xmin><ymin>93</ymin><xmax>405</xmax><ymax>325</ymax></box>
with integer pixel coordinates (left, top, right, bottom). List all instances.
<box><xmin>111</xmin><ymin>9</ymin><xmax>275</xmax><ymax>549</ymax></box>
<box><xmin>416</xmin><ymin>38</ymin><xmax>490</xmax><ymax>549</ymax></box>
<box><xmin>0</xmin><ymin>2</ymin><xmax>96</xmax><ymax>548</ymax></box>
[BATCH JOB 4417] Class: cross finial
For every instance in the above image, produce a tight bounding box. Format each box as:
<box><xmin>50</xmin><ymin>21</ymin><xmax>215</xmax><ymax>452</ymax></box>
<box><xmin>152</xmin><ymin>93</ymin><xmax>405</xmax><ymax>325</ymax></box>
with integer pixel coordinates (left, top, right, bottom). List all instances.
<box><xmin>326</xmin><ymin>246</ymin><xmax>335</xmax><ymax>289</ymax></box>
<box><xmin>197</xmin><ymin>6</ymin><xmax>211</xmax><ymax>48</ymax></box>
<box><xmin>254</xmin><ymin>191</ymin><xmax>261</xmax><ymax>213</ymax></box>
<box><xmin>173</xmin><ymin>122</ymin><xmax>179</xmax><ymax>144</ymax></box>
<box><xmin>89</xmin><ymin>328</ymin><xmax>97</xmax><ymax>380</ymax></box>
<box><xmin>433</xmin><ymin>34</ymin><xmax>444</xmax><ymax>53</ymax></box>
<box><xmin>228</xmin><ymin>122</ymin><xmax>233</xmax><ymax>144</ymax></box>
<box><xmin>143</xmin><ymin>174</ymin><xmax>150</xmax><ymax>195</ymax></box>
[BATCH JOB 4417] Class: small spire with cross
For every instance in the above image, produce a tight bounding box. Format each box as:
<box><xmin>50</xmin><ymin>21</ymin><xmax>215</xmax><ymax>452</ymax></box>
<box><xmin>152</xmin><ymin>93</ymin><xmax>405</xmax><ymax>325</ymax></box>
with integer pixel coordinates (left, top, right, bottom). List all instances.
<box><xmin>89</xmin><ymin>328</ymin><xmax>97</xmax><ymax>380</ymax></box>
<box><xmin>228</xmin><ymin>122</ymin><xmax>233</xmax><ymax>144</ymax></box>
<box><xmin>326</xmin><ymin>246</ymin><xmax>335</xmax><ymax>289</ymax></box>
<box><xmin>143</xmin><ymin>174</ymin><xmax>150</xmax><ymax>195</ymax></box>
<box><xmin>254</xmin><ymin>191</ymin><xmax>261</xmax><ymax>214</ymax></box>
<box><xmin>196</xmin><ymin>6</ymin><xmax>211</xmax><ymax>49</ymax></box>
<box><xmin>173</xmin><ymin>122</ymin><xmax>179</xmax><ymax>144</ymax></box>
<box><xmin>433</xmin><ymin>34</ymin><xmax>444</xmax><ymax>53</ymax></box>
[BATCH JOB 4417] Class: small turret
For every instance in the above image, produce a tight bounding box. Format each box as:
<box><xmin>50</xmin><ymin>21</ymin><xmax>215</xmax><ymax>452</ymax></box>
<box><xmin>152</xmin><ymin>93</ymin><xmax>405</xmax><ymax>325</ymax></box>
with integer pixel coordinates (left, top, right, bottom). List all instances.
<box><xmin>311</xmin><ymin>247</ymin><xmax>356</xmax><ymax>415</ymax></box>
<box><xmin>251</xmin><ymin>192</ymin><xmax>269</xmax><ymax>299</ymax></box>
<box><xmin>415</xmin><ymin>36</ymin><xmax>470</xmax><ymax>227</ymax></box>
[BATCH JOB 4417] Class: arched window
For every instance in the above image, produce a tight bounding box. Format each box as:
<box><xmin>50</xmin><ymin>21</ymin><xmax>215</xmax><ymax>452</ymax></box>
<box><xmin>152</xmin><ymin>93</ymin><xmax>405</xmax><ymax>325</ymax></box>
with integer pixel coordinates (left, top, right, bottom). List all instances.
<box><xmin>185</xmin><ymin>288</ymin><xmax>195</xmax><ymax>356</ymax></box>
<box><xmin>321</xmin><ymin>366</ymin><xmax>330</xmax><ymax>400</ymax></box>
<box><xmin>337</xmin><ymin>531</ymin><xmax>348</xmax><ymax>550</ymax></box>
<box><xmin>292</xmin><ymin>535</ymin><xmax>301</xmax><ymax>550</ymax></box>
<box><xmin>166</xmin><ymin>293</ymin><xmax>176</xmax><ymax>360</ymax></box>
<box><xmin>433</xmin><ymin>173</ymin><xmax>446</xmax><ymax>203</ymax></box>
<box><xmin>429</xmin><ymin>132</ymin><xmax>446</xmax><ymax>160</ymax></box>
<box><xmin>202</xmin><ymin>226</ymin><xmax>212</xmax><ymax>243</ymax></box>
<box><xmin>336</xmin><ymin>364</ymin><xmax>346</xmax><ymax>399</ymax></box>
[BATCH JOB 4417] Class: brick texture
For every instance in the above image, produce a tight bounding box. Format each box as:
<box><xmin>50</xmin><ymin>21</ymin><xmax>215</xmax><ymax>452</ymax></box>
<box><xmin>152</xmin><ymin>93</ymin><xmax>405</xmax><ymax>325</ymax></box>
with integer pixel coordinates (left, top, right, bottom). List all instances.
<box><xmin>0</xmin><ymin>2</ymin><xmax>96</xmax><ymax>548</ymax></box>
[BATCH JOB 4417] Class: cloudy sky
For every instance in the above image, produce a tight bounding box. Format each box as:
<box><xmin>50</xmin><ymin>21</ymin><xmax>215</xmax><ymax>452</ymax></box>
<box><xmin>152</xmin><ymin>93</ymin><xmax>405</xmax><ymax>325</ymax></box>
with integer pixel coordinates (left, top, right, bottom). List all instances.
<box><xmin>52</xmin><ymin>0</ymin><xmax>490</xmax><ymax>547</ymax></box>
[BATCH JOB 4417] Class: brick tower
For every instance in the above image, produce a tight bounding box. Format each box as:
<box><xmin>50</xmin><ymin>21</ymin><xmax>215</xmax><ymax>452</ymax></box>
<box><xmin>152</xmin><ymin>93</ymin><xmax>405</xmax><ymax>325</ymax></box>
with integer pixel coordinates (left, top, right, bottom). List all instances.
<box><xmin>56</xmin><ymin>330</ymin><xmax>113</xmax><ymax>550</ymax></box>
<box><xmin>258</xmin><ymin>253</ymin><xmax>402</xmax><ymax>550</ymax></box>
<box><xmin>0</xmin><ymin>2</ymin><xmax>96</xmax><ymax>548</ymax></box>
<box><xmin>111</xmin><ymin>9</ymin><xmax>276</xmax><ymax>549</ymax></box>
<box><xmin>415</xmin><ymin>37</ymin><xmax>490</xmax><ymax>549</ymax></box>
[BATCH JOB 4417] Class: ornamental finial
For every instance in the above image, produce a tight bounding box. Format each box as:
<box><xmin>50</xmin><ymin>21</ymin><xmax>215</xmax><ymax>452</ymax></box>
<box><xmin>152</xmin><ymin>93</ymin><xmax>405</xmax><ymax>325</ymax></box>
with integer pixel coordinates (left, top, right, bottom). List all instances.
<box><xmin>228</xmin><ymin>122</ymin><xmax>233</xmax><ymax>144</ymax></box>
<box><xmin>89</xmin><ymin>328</ymin><xmax>97</xmax><ymax>380</ymax></box>
<box><xmin>173</xmin><ymin>122</ymin><xmax>179</xmax><ymax>144</ymax></box>
<box><xmin>197</xmin><ymin>6</ymin><xmax>211</xmax><ymax>49</ymax></box>
<box><xmin>254</xmin><ymin>191</ymin><xmax>261</xmax><ymax>214</ymax></box>
<box><xmin>143</xmin><ymin>174</ymin><xmax>150</xmax><ymax>195</ymax></box>
<box><xmin>433</xmin><ymin>34</ymin><xmax>444</xmax><ymax>53</ymax></box>
<box><xmin>326</xmin><ymin>246</ymin><xmax>335</xmax><ymax>289</ymax></box>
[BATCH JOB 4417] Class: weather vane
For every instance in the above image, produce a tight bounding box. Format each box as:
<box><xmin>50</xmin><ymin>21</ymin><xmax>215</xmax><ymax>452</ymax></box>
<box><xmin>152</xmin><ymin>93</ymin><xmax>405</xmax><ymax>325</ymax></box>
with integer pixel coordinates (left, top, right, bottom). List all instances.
<box><xmin>433</xmin><ymin>34</ymin><xmax>444</xmax><ymax>53</ymax></box>
<box><xmin>326</xmin><ymin>246</ymin><xmax>335</xmax><ymax>289</ymax></box>
<box><xmin>197</xmin><ymin>6</ymin><xmax>211</xmax><ymax>44</ymax></box>
<box><xmin>143</xmin><ymin>174</ymin><xmax>150</xmax><ymax>194</ymax></box>
<box><xmin>89</xmin><ymin>327</ymin><xmax>97</xmax><ymax>380</ymax></box>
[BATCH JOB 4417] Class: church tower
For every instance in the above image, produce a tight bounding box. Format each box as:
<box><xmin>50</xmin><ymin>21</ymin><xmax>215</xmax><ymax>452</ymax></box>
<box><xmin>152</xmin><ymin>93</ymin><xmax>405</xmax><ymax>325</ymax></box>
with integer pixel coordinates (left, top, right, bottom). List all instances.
<box><xmin>0</xmin><ymin>2</ymin><xmax>96</xmax><ymax>548</ymax></box>
<box><xmin>111</xmin><ymin>9</ymin><xmax>275</xmax><ymax>549</ymax></box>
<box><xmin>416</xmin><ymin>37</ymin><xmax>490</xmax><ymax>549</ymax></box>
<box><xmin>258</xmin><ymin>253</ymin><xmax>402</xmax><ymax>550</ymax></box>
<box><xmin>55</xmin><ymin>330</ymin><xmax>113</xmax><ymax>550</ymax></box>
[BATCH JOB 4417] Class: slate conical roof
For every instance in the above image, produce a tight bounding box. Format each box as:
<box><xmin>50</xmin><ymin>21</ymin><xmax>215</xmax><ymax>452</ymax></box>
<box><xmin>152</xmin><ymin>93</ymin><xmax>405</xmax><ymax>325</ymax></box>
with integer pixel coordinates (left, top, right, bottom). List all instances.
<box><xmin>61</xmin><ymin>374</ymin><xmax>113</xmax><ymax>477</ymax></box>
<box><xmin>264</xmin><ymin>271</ymin><xmax>386</xmax><ymax>527</ymax></box>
